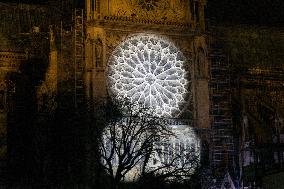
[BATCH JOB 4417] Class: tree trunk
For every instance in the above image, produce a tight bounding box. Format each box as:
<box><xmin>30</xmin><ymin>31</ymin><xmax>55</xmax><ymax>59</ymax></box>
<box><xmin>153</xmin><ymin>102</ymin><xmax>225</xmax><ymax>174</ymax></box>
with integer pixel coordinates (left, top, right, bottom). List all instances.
<box><xmin>111</xmin><ymin>178</ymin><xmax>120</xmax><ymax>189</ymax></box>
<box><xmin>111</xmin><ymin>173</ymin><xmax>122</xmax><ymax>189</ymax></box>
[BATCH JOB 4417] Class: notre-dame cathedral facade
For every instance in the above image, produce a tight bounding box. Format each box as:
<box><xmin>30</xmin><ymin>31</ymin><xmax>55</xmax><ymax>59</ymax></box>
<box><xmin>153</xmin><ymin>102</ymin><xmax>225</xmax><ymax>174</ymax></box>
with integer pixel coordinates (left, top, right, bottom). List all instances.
<box><xmin>0</xmin><ymin>0</ymin><xmax>283</xmax><ymax>188</ymax></box>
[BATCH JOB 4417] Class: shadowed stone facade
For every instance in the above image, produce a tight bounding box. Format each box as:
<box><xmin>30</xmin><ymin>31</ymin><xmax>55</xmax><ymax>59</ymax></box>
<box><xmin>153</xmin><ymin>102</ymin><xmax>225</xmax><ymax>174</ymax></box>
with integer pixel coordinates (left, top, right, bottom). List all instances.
<box><xmin>85</xmin><ymin>0</ymin><xmax>210</xmax><ymax>128</ymax></box>
<box><xmin>0</xmin><ymin>0</ymin><xmax>283</xmax><ymax>188</ymax></box>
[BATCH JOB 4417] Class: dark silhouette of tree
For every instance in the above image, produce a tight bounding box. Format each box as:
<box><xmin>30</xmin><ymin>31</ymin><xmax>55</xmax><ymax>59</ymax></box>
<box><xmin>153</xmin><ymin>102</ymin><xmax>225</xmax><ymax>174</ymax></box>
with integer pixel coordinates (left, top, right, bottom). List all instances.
<box><xmin>95</xmin><ymin>99</ymin><xmax>200</xmax><ymax>189</ymax></box>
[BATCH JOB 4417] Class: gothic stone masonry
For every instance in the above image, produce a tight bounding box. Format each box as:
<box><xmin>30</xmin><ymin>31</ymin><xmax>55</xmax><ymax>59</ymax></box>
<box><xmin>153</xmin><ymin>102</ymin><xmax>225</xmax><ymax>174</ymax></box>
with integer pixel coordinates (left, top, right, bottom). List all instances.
<box><xmin>85</xmin><ymin>0</ymin><xmax>209</xmax><ymax>129</ymax></box>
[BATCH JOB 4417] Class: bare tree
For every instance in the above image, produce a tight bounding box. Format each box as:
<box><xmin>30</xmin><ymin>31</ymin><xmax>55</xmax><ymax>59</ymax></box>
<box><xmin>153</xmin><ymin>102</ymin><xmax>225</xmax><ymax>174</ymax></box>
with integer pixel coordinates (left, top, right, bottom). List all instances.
<box><xmin>97</xmin><ymin>100</ymin><xmax>200</xmax><ymax>189</ymax></box>
<box><xmin>143</xmin><ymin>140</ymin><xmax>199</xmax><ymax>182</ymax></box>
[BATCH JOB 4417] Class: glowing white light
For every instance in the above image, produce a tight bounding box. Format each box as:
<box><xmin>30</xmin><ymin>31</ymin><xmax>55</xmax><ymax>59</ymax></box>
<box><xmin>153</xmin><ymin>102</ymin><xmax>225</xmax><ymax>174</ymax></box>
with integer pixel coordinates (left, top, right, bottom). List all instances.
<box><xmin>107</xmin><ymin>34</ymin><xmax>190</xmax><ymax>118</ymax></box>
<box><xmin>101</xmin><ymin>123</ymin><xmax>200</xmax><ymax>182</ymax></box>
<box><xmin>147</xmin><ymin>126</ymin><xmax>200</xmax><ymax>176</ymax></box>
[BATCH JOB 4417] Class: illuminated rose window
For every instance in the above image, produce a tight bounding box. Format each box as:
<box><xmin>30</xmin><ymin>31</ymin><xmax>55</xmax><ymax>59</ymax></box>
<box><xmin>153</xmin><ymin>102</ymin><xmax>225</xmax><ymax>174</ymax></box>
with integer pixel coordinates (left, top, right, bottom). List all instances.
<box><xmin>107</xmin><ymin>34</ymin><xmax>190</xmax><ymax>118</ymax></box>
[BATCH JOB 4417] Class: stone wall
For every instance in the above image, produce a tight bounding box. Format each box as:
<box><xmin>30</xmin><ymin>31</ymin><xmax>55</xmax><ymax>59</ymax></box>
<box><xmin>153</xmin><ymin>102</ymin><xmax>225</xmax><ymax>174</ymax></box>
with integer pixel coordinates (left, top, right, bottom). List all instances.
<box><xmin>212</xmin><ymin>26</ymin><xmax>284</xmax><ymax>69</ymax></box>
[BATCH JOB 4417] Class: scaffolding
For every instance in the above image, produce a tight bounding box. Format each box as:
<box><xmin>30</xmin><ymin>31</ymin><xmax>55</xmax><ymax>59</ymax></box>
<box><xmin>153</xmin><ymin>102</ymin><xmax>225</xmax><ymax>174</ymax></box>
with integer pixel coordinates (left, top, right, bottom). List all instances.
<box><xmin>209</xmin><ymin>39</ymin><xmax>235</xmax><ymax>171</ymax></box>
<box><xmin>73</xmin><ymin>9</ymin><xmax>85</xmax><ymax>108</ymax></box>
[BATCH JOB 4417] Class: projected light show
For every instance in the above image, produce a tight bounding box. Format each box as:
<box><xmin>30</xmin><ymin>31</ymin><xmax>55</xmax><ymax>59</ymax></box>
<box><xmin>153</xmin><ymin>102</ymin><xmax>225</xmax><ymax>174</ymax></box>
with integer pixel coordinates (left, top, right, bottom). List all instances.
<box><xmin>107</xmin><ymin>34</ymin><xmax>190</xmax><ymax>118</ymax></box>
<box><xmin>148</xmin><ymin>126</ymin><xmax>200</xmax><ymax>171</ymax></box>
<box><xmin>100</xmin><ymin>121</ymin><xmax>200</xmax><ymax>182</ymax></box>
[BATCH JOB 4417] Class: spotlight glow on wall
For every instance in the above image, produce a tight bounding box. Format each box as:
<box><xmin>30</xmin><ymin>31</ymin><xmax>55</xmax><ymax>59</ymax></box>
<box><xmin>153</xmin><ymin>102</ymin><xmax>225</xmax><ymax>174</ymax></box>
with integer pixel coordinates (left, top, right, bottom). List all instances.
<box><xmin>101</xmin><ymin>123</ymin><xmax>200</xmax><ymax>182</ymax></box>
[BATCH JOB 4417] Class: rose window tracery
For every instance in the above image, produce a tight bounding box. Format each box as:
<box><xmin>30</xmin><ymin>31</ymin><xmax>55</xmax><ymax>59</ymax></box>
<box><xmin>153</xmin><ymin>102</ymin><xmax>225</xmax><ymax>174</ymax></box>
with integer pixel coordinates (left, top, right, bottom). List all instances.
<box><xmin>107</xmin><ymin>34</ymin><xmax>191</xmax><ymax>118</ymax></box>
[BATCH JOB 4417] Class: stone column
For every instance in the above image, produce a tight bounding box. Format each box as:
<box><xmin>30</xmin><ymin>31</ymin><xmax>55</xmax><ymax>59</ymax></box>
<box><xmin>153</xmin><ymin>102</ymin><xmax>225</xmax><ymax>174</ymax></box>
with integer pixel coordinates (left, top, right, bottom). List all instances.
<box><xmin>193</xmin><ymin>36</ymin><xmax>210</xmax><ymax>129</ymax></box>
<box><xmin>198</xmin><ymin>0</ymin><xmax>206</xmax><ymax>32</ymax></box>
<box><xmin>85</xmin><ymin>27</ymin><xmax>107</xmax><ymax>102</ymax></box>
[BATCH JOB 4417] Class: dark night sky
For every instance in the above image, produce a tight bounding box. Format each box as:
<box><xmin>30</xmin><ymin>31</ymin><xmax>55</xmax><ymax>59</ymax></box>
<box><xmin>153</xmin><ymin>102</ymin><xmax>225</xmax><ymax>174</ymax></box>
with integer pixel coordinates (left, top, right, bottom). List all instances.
<box><xmin>207</xmin><ymin>0</ymin><xmax>284</xmax><ymax>26</ymax></box>
<box><xmin>1</xmin><ymin>0</ymin><xmax>284</xmax><ymax>26</ymax></box>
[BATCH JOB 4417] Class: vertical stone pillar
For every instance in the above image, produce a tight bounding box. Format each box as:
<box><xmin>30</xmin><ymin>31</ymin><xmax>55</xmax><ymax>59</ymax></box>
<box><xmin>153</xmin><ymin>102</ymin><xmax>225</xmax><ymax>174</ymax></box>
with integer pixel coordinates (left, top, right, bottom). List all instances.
<box><xmin>47</xmin><ymin>26</ymin><xmax>58</xmax><ymax>94</ymax></box>
<box><xmin>85</xmin><ymin>27</ymin><xmax>107</xmax><ymax>102</ymax></box>
<box><xmin>85</xmin><ymin>34</ymin><xmax>93</xmax><ymax>102</ymax></box>
<box><xmin>193</xmin><ymin>36</ymin><xmax>210</xmax><ymax>129</ymax></box>
<box><xmin>198</xmin><ymin>0</ymin><xmax>206</xmax><ymax>32</ymax></box>
<box><xmin>87</xmin><ymin>0</ymin><xmax>104</xmax><ymax>21</ymax></box>
<box><xmin>86</xmin><ymin>0</ymin><xmax>91</xmax><ymax>21</ymax></box>
<box><xmin>94</xmin><ymin>0</ymin><xmax>101</xmax><ymax>19</ymax></box>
